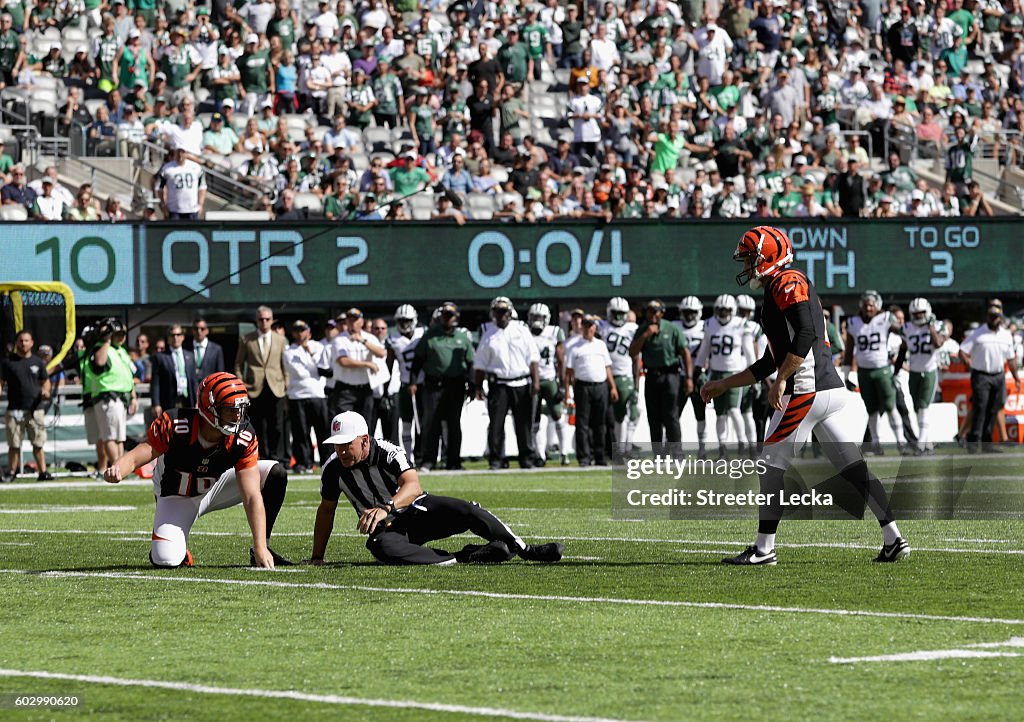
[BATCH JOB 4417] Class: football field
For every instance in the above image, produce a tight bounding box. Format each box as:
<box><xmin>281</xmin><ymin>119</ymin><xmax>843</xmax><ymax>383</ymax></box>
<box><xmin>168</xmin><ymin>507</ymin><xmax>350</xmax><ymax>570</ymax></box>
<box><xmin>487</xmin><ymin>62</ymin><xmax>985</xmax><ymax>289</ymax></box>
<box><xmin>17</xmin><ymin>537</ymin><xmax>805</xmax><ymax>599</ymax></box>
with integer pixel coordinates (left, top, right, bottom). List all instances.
<box><xmin>1</xmin><ymin>464</ymin><xmax>1022</xmax><ymax>721</ymax></box>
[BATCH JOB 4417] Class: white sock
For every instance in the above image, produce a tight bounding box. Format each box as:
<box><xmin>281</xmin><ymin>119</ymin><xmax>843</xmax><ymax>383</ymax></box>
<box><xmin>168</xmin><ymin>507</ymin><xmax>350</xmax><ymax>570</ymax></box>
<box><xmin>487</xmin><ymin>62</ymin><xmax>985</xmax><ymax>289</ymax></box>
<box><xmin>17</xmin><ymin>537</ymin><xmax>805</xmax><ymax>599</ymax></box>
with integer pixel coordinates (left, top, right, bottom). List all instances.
<box><xmin>755</xmin><ymin>533</ymin><xmax>776</xmax><ymax>553</ymax></box>
<box><xmin>867</xmin><ymin>413</ymin><xmax>880</xmax><ymax>444</ymax></box>
<box><xmin>547</xmin><ymin>418</ymin><xmax>558</xmax><ymax>451</ymax></box>
<box><xmin>697</xmin><ymin>420</ymin><xmax>707</xmax><ymax>443</ymax></box>
<box><xmin>615</xmin><ymin>420</ymin><xmax>626</xmax><ymax>444</ymax></box>
<box><xmin>744</xmin><ymin>411</ymin><xmax>756</xmax><ymax>447</ymax></box>
<box><xmin>559</xmin><ymin>418</ymin><xmax>573</xmax><ymax>456</ymax></box>
<box><xmin>882</xmin><ymin>521</ymin><xmax>901</xmax><ymax>545</ymax></box>
<box><xmin>917</xmin><ymin>409</ymin><xmax>928</xmax><ymax>447</ymax></box>
<box><xmin>716</xmin><ymin>417</ymin><xmax>728</xmax><ymax>450</ymax></box>
<box><xmin>728</xmin><ymin>408</ymin><xmax>747</xmax><ymax>446</ymax></box>
<box><xmin>626</xmin><ymin>418</ymin><xmax>637</xmax><ymax>444</ymax></box>
<box><xmin>887</xmin><ymin>410</ymin><xmax>906</xmax><ymax>445</ymax></box>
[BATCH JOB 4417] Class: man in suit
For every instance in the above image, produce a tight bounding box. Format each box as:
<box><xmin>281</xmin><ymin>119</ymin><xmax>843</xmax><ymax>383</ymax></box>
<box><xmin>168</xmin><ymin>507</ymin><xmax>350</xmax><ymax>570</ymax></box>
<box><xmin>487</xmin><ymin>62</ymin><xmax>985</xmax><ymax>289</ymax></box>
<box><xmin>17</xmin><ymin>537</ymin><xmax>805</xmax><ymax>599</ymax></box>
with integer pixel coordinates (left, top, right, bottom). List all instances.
<box><xmin>189</xmin><ymin>318</ymin><xmax>225</xmax><ymax>382</ymax></box>
<box><xmin>235</xmin><ymin>305</ymin><xmax>288</xmax><ymax>464</ymax></box>
<box><xmin>151</xmin><ymin>324</ymin><xmax>198</xmax><ymax>418</ymax></box>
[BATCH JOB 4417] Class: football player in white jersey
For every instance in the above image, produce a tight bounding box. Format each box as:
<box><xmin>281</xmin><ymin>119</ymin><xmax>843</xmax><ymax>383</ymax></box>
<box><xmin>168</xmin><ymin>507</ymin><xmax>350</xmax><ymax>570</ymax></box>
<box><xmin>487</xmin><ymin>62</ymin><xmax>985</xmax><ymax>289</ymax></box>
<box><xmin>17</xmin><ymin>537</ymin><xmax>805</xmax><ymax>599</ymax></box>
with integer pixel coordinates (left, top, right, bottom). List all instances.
<box><xmin>694</xmin><ymin>294</ymin><xmax>757</xmax><ymax>458</ymax></box>
<box><xmin>843</xmin><ymin>290</ymin><xmax>909</xmax><ymax>454</ymax></box>
<box><xmin>904</xmin><ymin>298</ymin><xmax>949</xmax><ymax>453</ymax></box>
<box><xmin>528</xmin><ymin>303</ymin><xmax>571</xmax><ymax>465</ymax></box>
<box><xmin>736</xmin><ymin>294</ymin><xmax>769</xmax><ymax>453</ymax></box>
<box><xmin>389</xmin><ymin>304</ymin><xmax>425</xmax><ymax>463</ymax></box>
<box><xmin>674</xmin><ymin>296</ymin><xmax>708</xmax><ymax>457</ymax></box>
<box><xmin>601</xmin><ymin>297</ymin><xmax>640</xmax><ymax>448</ymax></box>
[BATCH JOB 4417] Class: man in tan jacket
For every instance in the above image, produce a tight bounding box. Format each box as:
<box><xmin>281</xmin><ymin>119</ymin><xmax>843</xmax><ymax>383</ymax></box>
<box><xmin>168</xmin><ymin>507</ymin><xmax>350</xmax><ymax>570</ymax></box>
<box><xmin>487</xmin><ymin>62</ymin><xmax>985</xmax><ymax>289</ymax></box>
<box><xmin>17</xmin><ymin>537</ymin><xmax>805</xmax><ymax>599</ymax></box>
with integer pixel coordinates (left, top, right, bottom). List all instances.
<box><xmin>235</xmin><ymin>305</ymin><xmax>288</xmax><ymax>464</ymax></box>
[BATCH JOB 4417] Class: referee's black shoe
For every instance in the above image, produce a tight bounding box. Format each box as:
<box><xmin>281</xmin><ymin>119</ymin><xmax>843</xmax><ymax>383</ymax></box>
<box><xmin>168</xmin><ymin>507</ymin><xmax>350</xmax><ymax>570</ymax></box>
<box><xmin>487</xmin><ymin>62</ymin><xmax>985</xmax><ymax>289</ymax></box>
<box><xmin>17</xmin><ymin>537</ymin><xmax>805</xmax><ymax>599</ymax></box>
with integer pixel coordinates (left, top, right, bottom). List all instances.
<box><xmin>250</xmin><ymin>546</ymin><xmax>295</xmax><ymax>567</ymax></box>
<box><xmin>519</xmin><ymin>542</ymin><xmax>564</xmax><ymax>563</ymax></box>
<box><xmin>457</xmin><ymin>540</ymin><xmax>516</xmax><ymax>563</ymax></box>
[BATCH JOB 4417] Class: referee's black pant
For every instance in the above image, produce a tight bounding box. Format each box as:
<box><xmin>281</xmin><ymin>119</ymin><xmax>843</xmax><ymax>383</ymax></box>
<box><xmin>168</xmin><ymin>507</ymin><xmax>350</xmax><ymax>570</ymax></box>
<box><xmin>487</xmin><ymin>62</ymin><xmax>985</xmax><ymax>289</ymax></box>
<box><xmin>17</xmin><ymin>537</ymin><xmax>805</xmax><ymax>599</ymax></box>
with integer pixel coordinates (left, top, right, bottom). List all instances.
<box><xmin>574</xmin><ymin>380</ymin><xmax>609</xmax><ymax>465</ymax></box>
<box><xmin>367</xmin><ymin>495</ymin><xmax>524</xmax><ymax>565</ymax></box>
<box><xmin>968</xmin><ymin>370</ymin><xmax>1005</xmax><ymax>445</ymax></box>
<box><xmin>645</xmin><ymin>368</ymin><xmax>681</xmax><ymax>443</ymax></box>
<box><xmin>287</xmin><ymin>396</ymin><xmax>329</xmax><ymax>468</ymax></box>
<box><xmin>420</xmin><ymin>376</ymin><xmax>466</xmax><ymax>469</ymax></box>
<box><xmin>251</xmin><ymin>386</ymin><xmax>287</xmax><ymax>464</ymax></box>
<box><xmin>374</xmin><ymin>393</ymin><xmax>400</xmax><ymax>446</ymax></box>
<box><xmin>487</xmin><ymin>382</ymin><xmax>538</xmax><ymax>468</ymax></box>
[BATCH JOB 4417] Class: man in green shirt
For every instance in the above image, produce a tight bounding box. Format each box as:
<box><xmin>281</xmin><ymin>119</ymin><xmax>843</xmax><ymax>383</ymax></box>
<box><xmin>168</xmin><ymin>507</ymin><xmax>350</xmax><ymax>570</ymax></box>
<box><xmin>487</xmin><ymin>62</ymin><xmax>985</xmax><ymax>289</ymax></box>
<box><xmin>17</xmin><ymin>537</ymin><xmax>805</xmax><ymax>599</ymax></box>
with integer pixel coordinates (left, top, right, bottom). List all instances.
<box><xmin>771</xmin><ymin>176</ymin><xmax>802</xmax><ymax>217</ymax></box>
<box><xmin>372</xmin><ymin>58</ymin><xmax>404</xmax><ymax>128</ymax></box>
<box><xmin>522</xmin><ymin>10</ymin><xmax>552</xmax><ymax>80</ymax></box>
<box><xmin>389</xmin><ymin>151</ymin><xmax>432</xmax><ymax>195</ymax></box>
<box><xmin>410</xmin><ymin>302</ymin><xmax>474</xmax><ymax>471</ymax></box>
<box><xmin>237</xmin><ymin>33</ymin><xmax>273</xmax><ymax>116</ymax></box>
<box><xmin>0</xmin><ymin>14</ymin><xmax>23</xmax><ymax>88</ymax></box>
<box><xmin>497</xmin><ymin>28</ymin><xmax>529</xmax><ymax>89</ymax></box>
<box><xmin>948</xmin><ymin>0</ymin><xmax>978</xmax><ymax>48</ymax></box>
<box><xmin>650</xmin><ymin>121</ymin><xmax>688</xmax><ymax>174</ymax></box>
<box><xmin>628</xmin><ymin>299</ymin><xmax>693</xmax><ymax>444</ymax></box>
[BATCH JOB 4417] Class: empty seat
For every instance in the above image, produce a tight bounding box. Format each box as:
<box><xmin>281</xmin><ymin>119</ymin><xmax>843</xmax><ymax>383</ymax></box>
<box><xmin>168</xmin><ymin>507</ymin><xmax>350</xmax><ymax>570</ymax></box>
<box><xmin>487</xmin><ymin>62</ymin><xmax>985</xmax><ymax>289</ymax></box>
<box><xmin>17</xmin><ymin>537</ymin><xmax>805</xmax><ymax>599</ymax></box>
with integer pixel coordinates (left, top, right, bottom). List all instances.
<box><xmin>294</xmin><ymin>192</ymin><xmax>323</xmax><ymax>213</ymax></box>
<box><xmin>408</xmin><ymin>194</ymin><xmax>435</xmax><ymax>220</ymax></box>
<box><xmin>363</xmin><ymin>126</ymin><xmax>391</xmax><ymax>151</ymax></box>
<box><xmin>467</xmin><ymin>192</ymin><xmax>495</xmax><ymax>220</ymax></box>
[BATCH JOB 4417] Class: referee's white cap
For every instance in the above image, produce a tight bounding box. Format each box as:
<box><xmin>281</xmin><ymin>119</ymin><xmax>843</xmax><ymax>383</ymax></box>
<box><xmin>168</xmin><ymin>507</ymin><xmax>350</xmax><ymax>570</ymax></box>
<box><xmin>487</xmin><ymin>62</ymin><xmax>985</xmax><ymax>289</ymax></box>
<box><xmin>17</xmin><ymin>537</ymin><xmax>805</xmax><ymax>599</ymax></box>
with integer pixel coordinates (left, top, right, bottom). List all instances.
<box><xmin>326</xmin><ymin>412</ymin><xmax>369</xmax><ymax>444</ymax></box>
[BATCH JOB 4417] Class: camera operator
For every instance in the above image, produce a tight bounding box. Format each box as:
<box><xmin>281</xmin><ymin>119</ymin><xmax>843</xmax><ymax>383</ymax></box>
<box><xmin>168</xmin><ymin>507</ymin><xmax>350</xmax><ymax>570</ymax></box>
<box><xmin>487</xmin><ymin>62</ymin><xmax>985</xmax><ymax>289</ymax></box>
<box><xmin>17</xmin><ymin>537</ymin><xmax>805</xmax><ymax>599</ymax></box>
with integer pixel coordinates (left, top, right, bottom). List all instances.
<box><xmin>87</xmin><ymin>318</ymin><xmax>138</xmax><ymax>474</ymax></box>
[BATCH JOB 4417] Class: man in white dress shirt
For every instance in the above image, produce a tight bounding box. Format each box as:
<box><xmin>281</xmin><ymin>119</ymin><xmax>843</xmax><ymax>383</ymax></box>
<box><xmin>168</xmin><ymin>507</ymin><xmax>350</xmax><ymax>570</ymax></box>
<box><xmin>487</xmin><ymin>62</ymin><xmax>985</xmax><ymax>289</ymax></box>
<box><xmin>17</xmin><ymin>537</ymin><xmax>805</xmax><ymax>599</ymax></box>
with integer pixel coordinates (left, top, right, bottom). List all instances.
<box><xmin>960</xmin><ymin>300</ymin><xmax>1021</xmax><ymax>453</ymax></box>
<box><xmin>564</xmin><ymin>314</ymin><xmax>618</xmax><ymax>466</ymax></box>
<box><xmin>474</xmin><ymin>297</ymin><xmax>541</xmax><ymax>469</ymax></box>
<box><xmin>329</xmin><ymin>307</ymin><xmax>386</xmax><ymax>429</ymax></box>
<box><xmin>283</xmin><ymin>320</ymin><xmax>330</xmax><ymax>473</ymax></box>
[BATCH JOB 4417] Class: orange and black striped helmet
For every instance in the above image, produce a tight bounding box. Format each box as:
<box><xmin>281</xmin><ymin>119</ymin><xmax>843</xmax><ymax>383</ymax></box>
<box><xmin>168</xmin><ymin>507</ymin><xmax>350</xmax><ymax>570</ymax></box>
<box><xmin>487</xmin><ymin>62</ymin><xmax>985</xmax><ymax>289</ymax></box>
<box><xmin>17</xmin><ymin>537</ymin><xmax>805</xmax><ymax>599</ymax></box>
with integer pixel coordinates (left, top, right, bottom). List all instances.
<box><xmin>197</xmin><ymin>372</ymin><xmax>250</xmax><ymax>435</ymax></box>
<box><xmin>733</xmin><ymin>226</ymin><xmax>794</xmax><ymax>287</ymax></box>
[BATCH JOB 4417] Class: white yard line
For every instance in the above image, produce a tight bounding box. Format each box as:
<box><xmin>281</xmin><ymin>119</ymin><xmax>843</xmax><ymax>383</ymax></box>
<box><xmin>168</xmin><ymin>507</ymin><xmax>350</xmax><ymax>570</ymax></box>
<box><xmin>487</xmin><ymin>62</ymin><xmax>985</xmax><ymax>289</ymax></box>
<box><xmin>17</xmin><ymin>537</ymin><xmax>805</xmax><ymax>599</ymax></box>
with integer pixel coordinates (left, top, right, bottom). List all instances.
<box><xmin>829</xmin><ymin>650</ymin><xmax>1023</xmax><ymax>663</ymax></box>
<box><xmin>829</xmin><ymin>637</ymin><xmax>1024</xmax><ymax>664</ymax></box>
<box><xmin>0</xmin><ymin>668</ymin><xmax>646</xmax><ymax>722</ymax></box>
<box><xmin>0</xmin><ymin>528</ymin><xmax>1022</xmax><ymax>555</ymax></box>
<box><xmin>0</xmin><ymin>480</ymin><xmax>152</xmax><ymax>491</ymax></box>
<box><xmin>0</xmin><ymin>506</ymin><xmax>135</xmax><ymax>514</ymax></box>
<box><xmin>2</xmin><ymin>569</ymin><xmax>1023</xmax><ymax>626</ymax></box>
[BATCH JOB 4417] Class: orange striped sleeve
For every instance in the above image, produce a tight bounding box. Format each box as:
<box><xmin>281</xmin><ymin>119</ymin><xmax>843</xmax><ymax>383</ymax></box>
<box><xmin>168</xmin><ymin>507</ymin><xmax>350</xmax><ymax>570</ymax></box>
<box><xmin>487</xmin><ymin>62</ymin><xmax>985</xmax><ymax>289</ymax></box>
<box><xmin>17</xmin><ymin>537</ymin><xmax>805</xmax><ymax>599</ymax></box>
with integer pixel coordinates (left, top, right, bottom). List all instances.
<box><xmin>770</xmin><ymin>270</ymin><xmax>810</xmax><ymax>311</ymax></box>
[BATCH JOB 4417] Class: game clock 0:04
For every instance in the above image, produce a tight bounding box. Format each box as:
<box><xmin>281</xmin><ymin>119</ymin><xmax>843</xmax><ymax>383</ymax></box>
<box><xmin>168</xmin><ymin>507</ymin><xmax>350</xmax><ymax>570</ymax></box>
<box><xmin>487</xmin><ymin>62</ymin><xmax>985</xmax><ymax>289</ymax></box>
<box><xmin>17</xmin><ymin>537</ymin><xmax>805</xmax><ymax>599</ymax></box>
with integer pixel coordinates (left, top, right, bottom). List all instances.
<box><xmin>467</xmin><ymin>229</ymin><xmax>631</xmax><ymax>290</ymax></box>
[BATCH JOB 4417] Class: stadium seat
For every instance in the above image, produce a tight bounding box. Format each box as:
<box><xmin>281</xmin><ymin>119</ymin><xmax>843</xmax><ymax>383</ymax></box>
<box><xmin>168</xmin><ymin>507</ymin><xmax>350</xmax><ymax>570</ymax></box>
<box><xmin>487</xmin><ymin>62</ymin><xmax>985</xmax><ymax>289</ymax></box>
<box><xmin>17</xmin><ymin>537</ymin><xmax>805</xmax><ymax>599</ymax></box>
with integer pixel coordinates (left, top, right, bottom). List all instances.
<box><xmin>467</xmin><ymin>192</ymin><xmax>495</xmax><ymax>220</ymax></box>
<box><xmin>363</xmin><ymin>126</ymin><xmax>391</xmax><ymax>152</ymax></box>
<box><xmin>293</xmin><ymin>192</ymin><xmax>323</xmax><ymax>214</ymax></box>
<box><xmin>408</xmin><ymin>194</ymin><xmax>435</xmax><ymax>220</ymax></box>
<box><xmin>0</xmin><ymin>204</ymin><xmax>28</xmax><ymax>221</ymax></box>
<box><xmin>204</xmin><ymin>210</ymin><xmax>274</xmax><ymax>221</ymax></box>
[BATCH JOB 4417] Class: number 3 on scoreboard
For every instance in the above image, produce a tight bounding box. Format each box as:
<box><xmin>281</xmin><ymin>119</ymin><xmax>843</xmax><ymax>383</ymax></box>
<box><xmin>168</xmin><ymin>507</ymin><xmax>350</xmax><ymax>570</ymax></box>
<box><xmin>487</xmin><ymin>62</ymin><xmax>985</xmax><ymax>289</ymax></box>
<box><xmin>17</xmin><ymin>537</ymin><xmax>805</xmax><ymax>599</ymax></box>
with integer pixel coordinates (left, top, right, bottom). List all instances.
<box><xmin>929</xmin><ymin>251</ymin><xmax>953</xmax><ymax>288</ymax></box>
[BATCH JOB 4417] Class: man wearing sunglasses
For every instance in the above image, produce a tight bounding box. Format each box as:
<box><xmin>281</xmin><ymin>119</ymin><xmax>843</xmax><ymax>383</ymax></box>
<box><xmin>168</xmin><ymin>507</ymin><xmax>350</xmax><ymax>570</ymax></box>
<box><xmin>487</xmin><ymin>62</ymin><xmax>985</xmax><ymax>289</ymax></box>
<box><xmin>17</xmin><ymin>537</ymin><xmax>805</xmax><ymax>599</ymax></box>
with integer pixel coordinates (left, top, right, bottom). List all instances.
<box><xmin>151</xmin><ymin>324</ymin><xmax>197</xmax><ymax>420</ymax></box>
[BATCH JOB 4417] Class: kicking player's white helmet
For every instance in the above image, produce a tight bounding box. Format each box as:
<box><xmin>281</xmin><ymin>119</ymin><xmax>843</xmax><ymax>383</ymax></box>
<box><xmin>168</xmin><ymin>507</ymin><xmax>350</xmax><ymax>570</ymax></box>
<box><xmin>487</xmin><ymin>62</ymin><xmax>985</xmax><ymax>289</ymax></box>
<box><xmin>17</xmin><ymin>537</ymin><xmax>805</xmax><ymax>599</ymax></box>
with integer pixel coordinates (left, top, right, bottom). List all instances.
<box><xmin>909</xmin><ymin>297</ymin><xmax>932</xmax><ymax>326</ymax></box>
<box><xmin>607</xmin><ymin>297</ymin><xmax>630</xmax><ymax>327</ymax></box>
<box><xmin>394</xmin><ymin>304</ymin><xmax>418</xmax><ymax>334</ymax></box>
<box><xmin>678</xmin><ymin>296</ymin><xmax>703</xmax><ymax>328</ymax></box>
<box><xmin>736</xmin><ymin>294</ymin><xmax>756</xmax><ymax>315</ymax></box>
<box><xmin>528</xmin><ymin>303</ymin><xmax>551</xmax><ymax>331</ymax></box>
<box><xmin>714</xmin><ymin>294</ymin><xmax>737</xmax><ymax>323</ymax></box>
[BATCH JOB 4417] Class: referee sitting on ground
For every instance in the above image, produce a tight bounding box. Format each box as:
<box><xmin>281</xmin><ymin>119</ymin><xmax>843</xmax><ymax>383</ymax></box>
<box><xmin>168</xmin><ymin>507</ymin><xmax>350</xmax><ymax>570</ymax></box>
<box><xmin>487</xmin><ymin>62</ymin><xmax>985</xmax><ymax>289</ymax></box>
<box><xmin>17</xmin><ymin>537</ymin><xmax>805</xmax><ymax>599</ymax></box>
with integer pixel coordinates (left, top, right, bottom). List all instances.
<box><xmin>959</xmin><ymin>299</ymin><xmax>1022</xmax><ymax>453</ymax></box>
<box><xmin>564</xmin><ymin>314</ymin><xmax>618</xmax><ymax>466</ymax></box>
<box><xmin>308</xmin><ymin>412</ymin><xmax>563</xmax><ymax>565</ymax></box>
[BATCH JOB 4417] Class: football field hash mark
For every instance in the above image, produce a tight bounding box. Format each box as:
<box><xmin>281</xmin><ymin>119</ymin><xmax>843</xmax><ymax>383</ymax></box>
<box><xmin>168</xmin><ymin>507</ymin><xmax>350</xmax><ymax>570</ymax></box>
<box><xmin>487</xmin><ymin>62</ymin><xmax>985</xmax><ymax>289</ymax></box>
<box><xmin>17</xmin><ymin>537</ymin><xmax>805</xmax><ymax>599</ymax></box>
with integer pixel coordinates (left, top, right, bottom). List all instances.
<box><xmin>0</xmin><ymin>668</ymin><xmax>649</xmax><ymax>722</ymax></box>
<box><xmin>829</xmin><ymin>638</ymin><xmax>1024</xmax><ymax>664</ymax></box>
<box><xmin>3</xmin><ymin>569</ymin><xmax>1024</xmax><ymax>626</ymax></box>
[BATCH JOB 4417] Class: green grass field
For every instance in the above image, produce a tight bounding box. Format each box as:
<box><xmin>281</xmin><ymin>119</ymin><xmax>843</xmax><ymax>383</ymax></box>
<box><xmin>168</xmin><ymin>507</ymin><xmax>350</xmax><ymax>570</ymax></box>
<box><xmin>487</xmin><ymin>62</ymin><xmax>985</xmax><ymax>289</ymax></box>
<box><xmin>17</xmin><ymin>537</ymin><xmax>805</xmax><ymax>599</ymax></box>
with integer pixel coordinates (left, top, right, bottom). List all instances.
<box><xmin>1</xmin><ymin>463</ymin><xmax>1023</xmax><ymax>721</ymax></box>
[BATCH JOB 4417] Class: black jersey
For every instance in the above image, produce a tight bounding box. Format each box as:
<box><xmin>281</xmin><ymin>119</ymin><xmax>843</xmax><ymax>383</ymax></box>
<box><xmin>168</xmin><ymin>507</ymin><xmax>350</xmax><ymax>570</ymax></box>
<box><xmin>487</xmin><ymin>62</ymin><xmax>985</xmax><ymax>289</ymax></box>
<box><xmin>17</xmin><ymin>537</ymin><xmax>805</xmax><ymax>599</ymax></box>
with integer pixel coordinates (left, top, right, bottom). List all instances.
<box><xmin>319</xmin><ymin>438</ymin><xmax>413</xmax><ymax>513</ymax></box>
<box><xmin>753</xmin><ymin>268</ymin><xmax>843</xmax><ymax>396</ymax></box>
<box><xmin>146</xmin><ymin>408</ymin><xmax>259</xmax><ymax>497</ymax></box>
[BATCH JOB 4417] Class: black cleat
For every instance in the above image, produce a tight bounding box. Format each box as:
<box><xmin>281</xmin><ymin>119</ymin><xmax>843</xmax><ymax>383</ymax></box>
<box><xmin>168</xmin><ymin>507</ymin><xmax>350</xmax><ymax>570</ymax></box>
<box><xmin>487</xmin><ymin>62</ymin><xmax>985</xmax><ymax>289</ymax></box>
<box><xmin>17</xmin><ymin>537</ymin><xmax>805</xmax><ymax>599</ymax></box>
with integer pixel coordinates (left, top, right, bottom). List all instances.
<box><xmin>37</xmin><ymin>471</ymin><xmax>55</xmax><ymax>481</ymax></box>
<box><xmin>722</xmin><ymin>545</ymin><xmax>777</xmax><ymax>566</ymax></box>
<box><xmin>458</xmin><ymin>540</ymin><xmax>515</xmax><ymax>563</ymax></box>
<box><xmin>874</xmin><ymin>537</ymin><xmax>911</xmax><ymax>562</ymax></box>
<box><xmin>519</xmin><ymin>542</ymin><xmax>564</xmax><ymax>562</ymax></box>
<box><xmin>251</xmin><ymin>546</ymin><xmax>295</xmax><ymax>567</ymax></box>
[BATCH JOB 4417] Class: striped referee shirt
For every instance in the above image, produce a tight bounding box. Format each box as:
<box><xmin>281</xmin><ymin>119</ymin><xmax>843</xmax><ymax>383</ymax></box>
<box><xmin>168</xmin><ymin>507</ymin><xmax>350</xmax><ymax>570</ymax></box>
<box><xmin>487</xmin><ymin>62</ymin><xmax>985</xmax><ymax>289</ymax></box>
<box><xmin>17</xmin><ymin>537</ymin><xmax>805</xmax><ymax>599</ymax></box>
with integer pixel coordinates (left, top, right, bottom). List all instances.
<box><xmin>319</xmin><ymin>438</ymin><xmax>413</xmax><ymax>513</ymax></box>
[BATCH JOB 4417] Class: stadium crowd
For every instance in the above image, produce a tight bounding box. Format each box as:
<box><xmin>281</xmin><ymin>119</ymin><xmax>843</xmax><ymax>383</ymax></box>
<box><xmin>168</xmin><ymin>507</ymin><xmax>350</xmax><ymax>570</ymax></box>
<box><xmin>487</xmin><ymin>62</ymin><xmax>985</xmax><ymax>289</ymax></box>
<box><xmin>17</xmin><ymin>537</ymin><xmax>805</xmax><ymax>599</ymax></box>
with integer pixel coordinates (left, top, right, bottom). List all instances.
<box><xmin>0</xmin><ymin>0</ymin><xmax>1018</xmax><ymax>220</ymax></box>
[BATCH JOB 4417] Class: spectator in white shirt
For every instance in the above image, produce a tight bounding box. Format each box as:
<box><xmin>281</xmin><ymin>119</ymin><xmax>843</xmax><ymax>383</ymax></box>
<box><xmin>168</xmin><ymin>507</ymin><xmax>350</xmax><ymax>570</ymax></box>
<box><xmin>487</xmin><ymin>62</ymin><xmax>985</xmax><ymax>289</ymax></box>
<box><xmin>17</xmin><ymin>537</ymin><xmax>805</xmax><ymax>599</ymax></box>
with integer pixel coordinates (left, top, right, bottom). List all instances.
<box><xmin>283</xmin><ymin>320</ymin><xmax>330</xmax><ymax>473</ymax></box>
<box><xmin>473</xmin><ymin>297</ymin><xmax>541</xmax><ymax>469</ymax></box>
<box><xmin>589</xmin><ymin>24</ymin><xmax>620</xmax><ymax>72</ymax></box>
<box><xmin>328</xmin><ymin>307</ymin><xmax>387</xmax><ymax>427</ymax></box>
<box><xmin>564</xmin><ymin>314</ymin><xmax>618</xmax><ymax>466</ymax></box>
<box><xmin>567</xmin><ymin>78</ymin><xmax>603</xmax><ymax>159</ymax></box>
